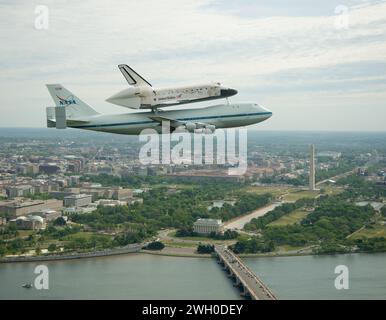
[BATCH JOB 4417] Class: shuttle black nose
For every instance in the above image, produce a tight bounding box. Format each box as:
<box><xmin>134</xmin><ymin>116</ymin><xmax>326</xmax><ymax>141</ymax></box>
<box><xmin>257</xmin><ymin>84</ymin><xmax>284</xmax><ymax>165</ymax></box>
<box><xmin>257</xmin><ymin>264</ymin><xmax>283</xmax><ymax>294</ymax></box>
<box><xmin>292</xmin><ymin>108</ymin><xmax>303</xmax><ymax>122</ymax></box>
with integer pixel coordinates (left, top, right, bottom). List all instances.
<box><xmin>220</xmin><ymin>88</ymin><xmax>238</xmax><ymax>97</ymax></box>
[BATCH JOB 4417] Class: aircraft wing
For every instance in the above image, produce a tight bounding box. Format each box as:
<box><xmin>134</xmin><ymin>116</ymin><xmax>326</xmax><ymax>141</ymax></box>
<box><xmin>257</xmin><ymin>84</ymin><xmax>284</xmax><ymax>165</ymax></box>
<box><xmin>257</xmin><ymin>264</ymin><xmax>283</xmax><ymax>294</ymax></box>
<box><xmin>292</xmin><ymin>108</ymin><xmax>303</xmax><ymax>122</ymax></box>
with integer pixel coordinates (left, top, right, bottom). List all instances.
<box><xmin>148</xmin><ymin>115</ymin><xmax>214</xmax><ymax>132</ymax></box>
<box><xmin>148</xmin><ymin>115</ymin><xmax>183</xmax><ymax>128</ymax></box>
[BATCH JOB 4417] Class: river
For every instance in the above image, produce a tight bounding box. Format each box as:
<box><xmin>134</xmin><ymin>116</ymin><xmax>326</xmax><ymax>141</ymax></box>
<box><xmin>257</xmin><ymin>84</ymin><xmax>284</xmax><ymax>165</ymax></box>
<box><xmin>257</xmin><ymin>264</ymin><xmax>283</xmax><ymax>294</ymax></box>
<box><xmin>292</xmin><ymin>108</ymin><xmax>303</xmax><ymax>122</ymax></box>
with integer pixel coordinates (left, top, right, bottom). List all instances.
<box><xmin>1</xmin><ymin>252</ymin><xmax>386</xmax><ymax>299</ymax></box>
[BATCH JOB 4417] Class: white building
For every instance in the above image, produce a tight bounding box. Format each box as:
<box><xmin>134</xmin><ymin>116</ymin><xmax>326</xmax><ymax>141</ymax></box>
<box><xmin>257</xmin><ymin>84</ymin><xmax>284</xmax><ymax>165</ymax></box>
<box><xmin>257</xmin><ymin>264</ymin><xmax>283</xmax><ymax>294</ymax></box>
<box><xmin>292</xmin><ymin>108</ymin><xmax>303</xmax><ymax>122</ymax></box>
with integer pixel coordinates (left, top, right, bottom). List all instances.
<box><xmin>64</xmin><ymin>194</ymin><xmax>92</xmax><ymax>207</ymax></box>
<box><xmin>9</xmin><ymin>215</ymin><xmax>46</xmax><ymax>230</ymax></box>
<box><xmin>63</xmin><ymin>206</ymin><xmax>97</xmax><ymax>215</ymax></box>
<box><xmin>193</xmin><ymin>218</ymin><xmax>224</xmax><ymax>235</ymax></box>
<box><xmin>95</xmin><ymin>199</ymin><xmax>127</xmax><ymax>207</ymax></box>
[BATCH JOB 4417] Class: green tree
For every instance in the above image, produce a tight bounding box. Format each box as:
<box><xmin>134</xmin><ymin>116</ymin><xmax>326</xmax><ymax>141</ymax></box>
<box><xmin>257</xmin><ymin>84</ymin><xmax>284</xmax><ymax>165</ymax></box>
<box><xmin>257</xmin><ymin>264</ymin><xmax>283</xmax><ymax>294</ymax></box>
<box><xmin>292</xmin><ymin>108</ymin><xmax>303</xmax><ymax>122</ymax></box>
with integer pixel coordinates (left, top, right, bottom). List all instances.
<box><xmin>47</xmin><ymin>243</ymin><xmax>57</xmax><ymax>252</ymax></box>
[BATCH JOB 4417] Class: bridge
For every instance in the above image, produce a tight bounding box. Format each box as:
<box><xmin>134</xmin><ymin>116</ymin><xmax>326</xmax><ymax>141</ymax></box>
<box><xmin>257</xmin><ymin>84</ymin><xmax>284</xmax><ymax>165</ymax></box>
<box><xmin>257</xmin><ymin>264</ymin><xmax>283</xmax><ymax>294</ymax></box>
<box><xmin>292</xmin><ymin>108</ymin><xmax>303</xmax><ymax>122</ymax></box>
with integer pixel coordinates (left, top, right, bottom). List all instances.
<box><xmin>214</xmin><ymin>245</ymin><xmax>277</xmax><ymax>300</ymax></box>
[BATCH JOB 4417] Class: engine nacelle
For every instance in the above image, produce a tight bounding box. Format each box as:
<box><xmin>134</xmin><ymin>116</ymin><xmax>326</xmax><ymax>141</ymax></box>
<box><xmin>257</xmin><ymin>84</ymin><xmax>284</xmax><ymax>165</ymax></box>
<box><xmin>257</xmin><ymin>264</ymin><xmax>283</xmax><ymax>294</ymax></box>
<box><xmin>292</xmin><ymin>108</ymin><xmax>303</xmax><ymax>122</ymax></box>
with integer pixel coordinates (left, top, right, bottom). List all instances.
<box><xmin>185</xmin><ymin>122</ymin><xmax>197</xmax><ymax>132</ymax></box>
<box><xmin>205</xmin><ymin>124</ymin><xmax>216</xmax><ymax>133</ymax></box>
<box><xmin>176</xmin><ymin>123</ymin><xmax>214</xmax><ymax>133</ymax></box>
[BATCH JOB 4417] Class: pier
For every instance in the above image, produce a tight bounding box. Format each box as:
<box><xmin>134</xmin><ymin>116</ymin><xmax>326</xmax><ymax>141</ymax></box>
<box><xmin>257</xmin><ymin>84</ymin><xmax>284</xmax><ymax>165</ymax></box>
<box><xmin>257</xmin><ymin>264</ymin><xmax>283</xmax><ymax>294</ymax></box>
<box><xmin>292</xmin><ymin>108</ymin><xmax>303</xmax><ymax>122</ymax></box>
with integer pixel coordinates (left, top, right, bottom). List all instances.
<box><xmin>214</xmin><ymin>245</ymin><xmax>277</xmax><ymax>300</ymax></box>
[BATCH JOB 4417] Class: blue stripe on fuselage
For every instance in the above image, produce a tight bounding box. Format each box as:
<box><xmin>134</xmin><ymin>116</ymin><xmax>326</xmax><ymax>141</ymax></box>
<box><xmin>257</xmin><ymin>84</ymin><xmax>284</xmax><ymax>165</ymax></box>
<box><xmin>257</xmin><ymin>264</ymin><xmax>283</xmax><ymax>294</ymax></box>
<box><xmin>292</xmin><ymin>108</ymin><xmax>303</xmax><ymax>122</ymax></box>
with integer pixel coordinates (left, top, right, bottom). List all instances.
<box><xmin>70</xmin><ymin>112</ymin><xmax>272</xmax><ymax>129</ymax></box>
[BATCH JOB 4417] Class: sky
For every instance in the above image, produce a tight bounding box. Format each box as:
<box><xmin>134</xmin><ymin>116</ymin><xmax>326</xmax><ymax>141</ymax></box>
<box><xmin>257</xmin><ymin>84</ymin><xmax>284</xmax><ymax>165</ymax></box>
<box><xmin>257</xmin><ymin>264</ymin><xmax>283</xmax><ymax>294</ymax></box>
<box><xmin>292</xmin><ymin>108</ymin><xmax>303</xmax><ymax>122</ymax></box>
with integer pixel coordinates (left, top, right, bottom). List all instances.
<box><xmin>0</xmin><ymin>0</ymin><xmax>385</xmax><ymax>131</ymax></box>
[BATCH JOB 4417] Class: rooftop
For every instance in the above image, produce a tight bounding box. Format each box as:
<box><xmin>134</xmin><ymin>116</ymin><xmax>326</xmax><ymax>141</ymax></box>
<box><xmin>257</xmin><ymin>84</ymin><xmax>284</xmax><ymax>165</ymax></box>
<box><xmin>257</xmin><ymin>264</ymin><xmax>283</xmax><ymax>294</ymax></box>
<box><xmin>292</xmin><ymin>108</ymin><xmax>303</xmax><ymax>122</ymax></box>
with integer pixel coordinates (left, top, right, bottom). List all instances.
<box><xmin>194</xmin><ymin>218</ymin><xmax>223</xmax><ymax>226</ymax></box>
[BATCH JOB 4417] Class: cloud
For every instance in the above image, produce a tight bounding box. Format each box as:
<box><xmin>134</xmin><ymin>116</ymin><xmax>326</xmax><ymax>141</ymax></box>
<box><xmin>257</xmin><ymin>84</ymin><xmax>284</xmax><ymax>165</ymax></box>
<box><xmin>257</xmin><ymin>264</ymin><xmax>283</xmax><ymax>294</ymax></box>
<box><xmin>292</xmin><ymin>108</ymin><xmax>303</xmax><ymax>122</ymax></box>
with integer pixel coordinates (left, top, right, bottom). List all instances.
<box><xmin>0</xmin><ymin>0</ymin><xmax>385</xmax><ymax>130</ymax></box>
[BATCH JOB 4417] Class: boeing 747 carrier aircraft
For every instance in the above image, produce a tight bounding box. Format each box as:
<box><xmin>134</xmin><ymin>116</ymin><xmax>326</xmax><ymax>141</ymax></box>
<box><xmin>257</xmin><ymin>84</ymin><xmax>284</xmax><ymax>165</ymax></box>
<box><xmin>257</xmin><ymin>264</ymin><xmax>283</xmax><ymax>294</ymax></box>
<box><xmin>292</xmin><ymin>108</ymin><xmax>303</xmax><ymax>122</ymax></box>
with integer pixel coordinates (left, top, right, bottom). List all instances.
<box><xmin>46</xmin><ymin>84</ymin><xmax>272</xmax><ymax>135</ymax></box>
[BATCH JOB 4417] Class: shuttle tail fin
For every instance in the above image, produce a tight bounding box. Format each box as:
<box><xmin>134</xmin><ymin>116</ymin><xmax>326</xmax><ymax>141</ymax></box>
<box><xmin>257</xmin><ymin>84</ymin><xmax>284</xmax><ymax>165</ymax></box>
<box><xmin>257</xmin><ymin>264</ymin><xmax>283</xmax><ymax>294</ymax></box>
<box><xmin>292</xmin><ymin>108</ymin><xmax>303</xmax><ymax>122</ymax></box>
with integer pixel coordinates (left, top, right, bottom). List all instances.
<box><xmin>46</xmin><ymin>84</ymin><xmax>99</xmax><ymax>119</ymax></box>
<box><xmin>118</xmin><ymin>64</ymin><xmax>152</xmax><ymax>87</ymax></box>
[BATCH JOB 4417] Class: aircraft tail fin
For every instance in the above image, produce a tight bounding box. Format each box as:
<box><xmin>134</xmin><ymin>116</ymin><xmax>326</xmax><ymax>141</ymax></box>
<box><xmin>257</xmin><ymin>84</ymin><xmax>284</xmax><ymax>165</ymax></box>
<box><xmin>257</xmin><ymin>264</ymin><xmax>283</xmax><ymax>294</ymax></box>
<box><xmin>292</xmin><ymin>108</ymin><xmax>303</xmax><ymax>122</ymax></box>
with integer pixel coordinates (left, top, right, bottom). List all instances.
<box><xmin>118</xmin><ymin>64</ymin><xmax>152</xmax><ymax>87</ymax></box>
<box><xmin>46</xmin><ymin>84</ymin><xmax>99</xmax><ymax>118</ymax></box>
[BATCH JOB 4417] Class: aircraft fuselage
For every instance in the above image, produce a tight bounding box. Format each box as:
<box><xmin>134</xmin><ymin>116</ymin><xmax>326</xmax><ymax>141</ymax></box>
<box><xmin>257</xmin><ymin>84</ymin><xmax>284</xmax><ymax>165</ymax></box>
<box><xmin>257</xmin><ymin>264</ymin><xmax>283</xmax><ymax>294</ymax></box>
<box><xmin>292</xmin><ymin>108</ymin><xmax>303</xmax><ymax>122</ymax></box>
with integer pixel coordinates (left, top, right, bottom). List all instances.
<box><xmin>69</xmin><ymin>103</ymin><xmax>272</xmax><ymax>135</ymax></box>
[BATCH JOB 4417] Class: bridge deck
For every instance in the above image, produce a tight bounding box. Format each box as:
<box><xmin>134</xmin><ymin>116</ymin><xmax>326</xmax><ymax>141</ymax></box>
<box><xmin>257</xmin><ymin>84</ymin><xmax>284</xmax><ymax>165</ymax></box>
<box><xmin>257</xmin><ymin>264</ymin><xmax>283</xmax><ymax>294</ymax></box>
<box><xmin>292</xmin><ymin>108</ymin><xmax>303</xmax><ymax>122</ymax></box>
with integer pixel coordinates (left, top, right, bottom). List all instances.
<box><xmin>215</xmin><ymin>245</ymin><xmax>277</xmax><ymax>300</ymax></box>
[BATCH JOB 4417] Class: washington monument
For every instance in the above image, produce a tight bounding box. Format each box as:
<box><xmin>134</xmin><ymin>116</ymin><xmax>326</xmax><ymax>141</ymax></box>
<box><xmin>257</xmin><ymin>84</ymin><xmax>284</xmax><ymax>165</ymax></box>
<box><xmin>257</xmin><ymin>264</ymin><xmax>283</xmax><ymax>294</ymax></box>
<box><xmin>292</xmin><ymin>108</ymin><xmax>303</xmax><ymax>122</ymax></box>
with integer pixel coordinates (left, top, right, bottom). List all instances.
<box><xmin>309</xmin><ymin>144</ymin><xmax>316</xmax><ymax>191</ymax></box>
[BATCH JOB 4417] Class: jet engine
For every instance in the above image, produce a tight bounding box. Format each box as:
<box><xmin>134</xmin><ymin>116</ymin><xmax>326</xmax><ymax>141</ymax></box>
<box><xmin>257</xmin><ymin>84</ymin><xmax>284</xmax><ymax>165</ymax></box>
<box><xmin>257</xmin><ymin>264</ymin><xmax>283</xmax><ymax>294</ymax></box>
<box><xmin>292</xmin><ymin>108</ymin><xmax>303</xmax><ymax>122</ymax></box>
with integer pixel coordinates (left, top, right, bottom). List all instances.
<box><xmin>204</xmin><ymin>124</ymin><xmax>216</xmax><ymax>133</ymax></box>
<box><xmin>176</xmin><ymin>123</ymin><xmax>215</xmax><ymax>133</ymax></box>
<box><xmin>185</xmin><ymin>122</ymin><xmax>197</xmax><ymax>132</ymax></box>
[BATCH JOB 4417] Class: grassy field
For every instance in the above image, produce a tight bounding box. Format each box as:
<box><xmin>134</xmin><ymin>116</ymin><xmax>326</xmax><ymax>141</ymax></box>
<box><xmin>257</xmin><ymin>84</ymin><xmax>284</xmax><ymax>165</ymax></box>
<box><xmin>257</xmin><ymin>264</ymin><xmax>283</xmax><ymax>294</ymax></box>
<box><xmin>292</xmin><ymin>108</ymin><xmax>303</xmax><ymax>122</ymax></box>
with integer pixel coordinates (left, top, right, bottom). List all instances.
<box><xmin>163</xmin><ymin>241</ymin><xmax>198</xmax><ymax>248</ymax></box>
<box><xmin>62</xmin><ymin>231</ymin><xmax>112</xmax><ymax>241</ymax></box>
<box><xmin>168</xmin><ymin>231</ymin><xmax>237</xmax><ymax>243</ymax></box>
<box><xmin>321</xmin><ymin>185</ymin><xmax>344</xmax><ymax>196</ymax></box>
<box><xmin>349</xmin><ymin>224</ymin><xmax>386</xmax><ymax>239</ymax></box>
<box><xmin>276</xmin><ymin>244</ymin><xmax>308</xmax><ymax>252</ymax></box>
<box><xmin>282</xmin><ymin>190</ymin><xmax>319</xmax><ymax>202</ymax></box>
<box><xmin>17</xmin><ymin>230</ymin><xmax>34</xmax><ymax>238</ymax></box>
<box><xmin>244</xmin><ymin>185</ymin><xmax>290</xmax><ymax>197</ymax></box>
<box><xmin>245</xmin><ymin>185</ymin><xmax>342</xmax><ymax>203</ymax></box>
<box><xmin>268</xmin><ymin>209</ymin><xmax>309</xmax><ymax>226</ymax></box>
<box><xmin>167</xmin><ymin>231</ymin><xmax>215</xmax><ymax>241</ymax></box>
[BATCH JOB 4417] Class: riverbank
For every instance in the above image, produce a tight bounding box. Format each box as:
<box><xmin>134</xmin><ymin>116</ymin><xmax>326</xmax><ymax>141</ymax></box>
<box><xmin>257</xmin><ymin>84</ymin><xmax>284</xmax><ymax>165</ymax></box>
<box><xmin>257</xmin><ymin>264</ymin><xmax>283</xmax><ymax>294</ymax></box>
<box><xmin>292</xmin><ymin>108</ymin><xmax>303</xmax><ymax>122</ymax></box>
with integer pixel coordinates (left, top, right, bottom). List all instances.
<box><xmin>0</xmin><ymin>241</ymin><xmax>315</xmax><ymax>262</ymax></box>
<box><xmin>0</xmin><ymin>244</ymin><xmax>142</xmax><ymax>264</ymax></box>
<box><xmin>2</xmin><ymin>241</ymin><xmax>386</xmax><ymax>263</ymax></box>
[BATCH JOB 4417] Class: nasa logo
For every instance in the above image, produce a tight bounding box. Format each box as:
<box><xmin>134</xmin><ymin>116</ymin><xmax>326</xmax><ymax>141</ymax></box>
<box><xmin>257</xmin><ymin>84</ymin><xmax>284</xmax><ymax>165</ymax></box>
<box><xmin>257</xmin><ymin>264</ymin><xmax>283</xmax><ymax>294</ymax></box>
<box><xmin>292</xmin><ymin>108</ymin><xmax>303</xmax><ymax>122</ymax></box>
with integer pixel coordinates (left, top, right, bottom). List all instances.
<box><xmin>56</xmin><ymin>95</ymin><xmax>77</xmax><ymax>105</ymax></box>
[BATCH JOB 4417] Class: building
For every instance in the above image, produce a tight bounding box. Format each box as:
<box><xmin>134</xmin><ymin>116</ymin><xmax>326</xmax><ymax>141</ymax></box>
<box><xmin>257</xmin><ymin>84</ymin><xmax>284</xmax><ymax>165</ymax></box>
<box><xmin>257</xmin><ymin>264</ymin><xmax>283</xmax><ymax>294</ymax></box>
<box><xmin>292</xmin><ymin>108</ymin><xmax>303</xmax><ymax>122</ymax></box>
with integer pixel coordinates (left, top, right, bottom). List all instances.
<box><xmin>39</xmin><ymin>164</ymin><xmax>61</xmax><ymax>174</ymax></box>
<box><xmin>0</xmin><ymin>199</ymin><xmax>63</xmax><ymax>218</ymax></box>
<box><xmin>309</xmin><ymin>144</ymin><xmax>316</xmax><ymax>191</ymax></box>
<box><xmin>112</xmin><ymin>188</ymin><xmax>133</xmax><ymax>201</ymax></box>
<box><xmin>50</xmin><ymin>190</ymin><xmax>78</xmax><ymax>200</ymax></box>
<box><xmin>6</xmin><ymin>185</ymin><xmax>35</xmax><ymax>198</ymax></box>
<box><xmin>193</xmin><ymin>218</ymin><xmax>224</xmax><ymax>235</ymax></box>
<box><xmin>79</xmin><ymin>186</ymin><xmax>133</xmax><ymax>201</ymax></box>
<box><xmin>36</xmin><ymin>209</ymin><xmax>61</xmax><ymax>221</ymax></box>
<box><xmin>63</xmin><ymin>194</ymin><xmax>93</xmax><ymax>207</ymax></box>
<box><xmin>63</xmin><ymin>205</ymin><xmax>97</xmax><ymax>215</ymax></box>
<box><xmin>208</xmin><ymin>200</ymin><xmax>236</xmax><ymax>211</ymax></box>
<box><xmin>9</xmin><ymin>215</ymin><xmax>46</xmax><ymax>230</ymax></box>
<box><xmin>95</xmin><ymin>199</ymin><xmax>127</xmax><ymax>207</ymax></box>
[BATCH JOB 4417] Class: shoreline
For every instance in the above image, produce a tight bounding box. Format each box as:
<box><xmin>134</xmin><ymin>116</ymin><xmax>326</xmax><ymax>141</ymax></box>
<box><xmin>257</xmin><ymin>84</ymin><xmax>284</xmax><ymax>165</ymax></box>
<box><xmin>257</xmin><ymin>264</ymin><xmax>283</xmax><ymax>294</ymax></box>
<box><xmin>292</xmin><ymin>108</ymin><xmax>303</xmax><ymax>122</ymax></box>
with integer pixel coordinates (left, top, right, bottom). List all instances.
<box><xmin>0</xmin><ymin>244</ymin><xmax>313</xmax><ymax>263</ymax></box>
<box><xmin>0</xmin><ymin>244</ymin><xmax>142</xmax><ymax>264</ymax></box>
<box><xmin>2</xmin><ymin>243</ymin><xmax>380</xmax><ymax>263</ymax></box>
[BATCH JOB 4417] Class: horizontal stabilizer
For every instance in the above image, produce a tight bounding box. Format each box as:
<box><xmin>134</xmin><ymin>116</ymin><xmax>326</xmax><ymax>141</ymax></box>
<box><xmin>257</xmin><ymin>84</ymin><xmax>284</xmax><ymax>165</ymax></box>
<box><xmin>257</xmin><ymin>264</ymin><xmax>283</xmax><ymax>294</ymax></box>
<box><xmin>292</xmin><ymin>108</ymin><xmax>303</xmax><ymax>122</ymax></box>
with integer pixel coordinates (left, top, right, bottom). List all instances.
<box><xmin>66</xmin><ymin>119</ymin><xmax>90</xmax><ymax>125</ymax></box>
<box><xmin>55</xmin><ymin>107</ymin><xmax>67</xmax><ymax>129</ymax></box>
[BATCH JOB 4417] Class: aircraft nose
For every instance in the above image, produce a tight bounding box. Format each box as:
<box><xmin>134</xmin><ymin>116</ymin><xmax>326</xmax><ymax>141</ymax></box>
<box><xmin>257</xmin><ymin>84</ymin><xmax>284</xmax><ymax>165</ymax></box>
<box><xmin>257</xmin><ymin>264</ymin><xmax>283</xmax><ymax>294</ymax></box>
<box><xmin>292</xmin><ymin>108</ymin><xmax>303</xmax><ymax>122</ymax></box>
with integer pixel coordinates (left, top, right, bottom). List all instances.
<box><xmin>264</xmin><ymin>109</ymin><xmax>273</xmax><ymax>119</ymax></box>
<box><xmin>258</xmin><ymin>104</ymin><xmax>273</xmax><ymax>118</ymax></box>
<box><xmin>220</xmin><ymin>88</ymin><xmax>238</xmax><ymax>97</ymax></box>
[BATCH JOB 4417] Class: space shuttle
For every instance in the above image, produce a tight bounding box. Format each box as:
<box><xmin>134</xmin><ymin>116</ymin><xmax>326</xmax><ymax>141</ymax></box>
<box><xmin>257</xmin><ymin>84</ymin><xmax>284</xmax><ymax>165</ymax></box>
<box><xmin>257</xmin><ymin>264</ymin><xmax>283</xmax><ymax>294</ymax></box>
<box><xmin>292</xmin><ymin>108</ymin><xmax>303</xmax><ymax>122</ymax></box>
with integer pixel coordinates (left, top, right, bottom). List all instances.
<box><xmin>106</xmin><ymin>64</ymin><xmax>238</xmax><ymax>110</ymax></box>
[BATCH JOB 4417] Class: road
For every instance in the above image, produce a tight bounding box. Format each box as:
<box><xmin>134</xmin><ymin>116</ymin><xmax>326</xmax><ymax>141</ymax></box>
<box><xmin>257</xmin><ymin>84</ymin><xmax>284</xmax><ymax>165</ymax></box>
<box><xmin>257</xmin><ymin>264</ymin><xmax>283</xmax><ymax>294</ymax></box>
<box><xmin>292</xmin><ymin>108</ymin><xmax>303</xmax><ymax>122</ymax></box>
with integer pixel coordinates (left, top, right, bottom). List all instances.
<box><xmin>223</xmin><ymin>202</ymin><xmax>282</xmax><ymax>231</ymax></box>
<box><xmin>316</xmin><ymin>168</ymin><xmax>357</xmax><ymax>186</ymax></box>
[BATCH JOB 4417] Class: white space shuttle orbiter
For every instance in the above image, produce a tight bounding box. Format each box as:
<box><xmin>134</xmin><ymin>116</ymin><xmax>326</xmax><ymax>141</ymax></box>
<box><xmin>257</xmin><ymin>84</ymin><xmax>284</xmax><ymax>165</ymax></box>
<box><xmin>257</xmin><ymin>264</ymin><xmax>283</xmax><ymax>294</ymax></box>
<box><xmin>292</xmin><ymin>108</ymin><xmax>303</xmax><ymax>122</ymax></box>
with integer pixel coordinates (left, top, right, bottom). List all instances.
<box><xmin>106</xmin><ymin>64</ymin><xmax>238</xmax><ymax>110</ymax></box>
